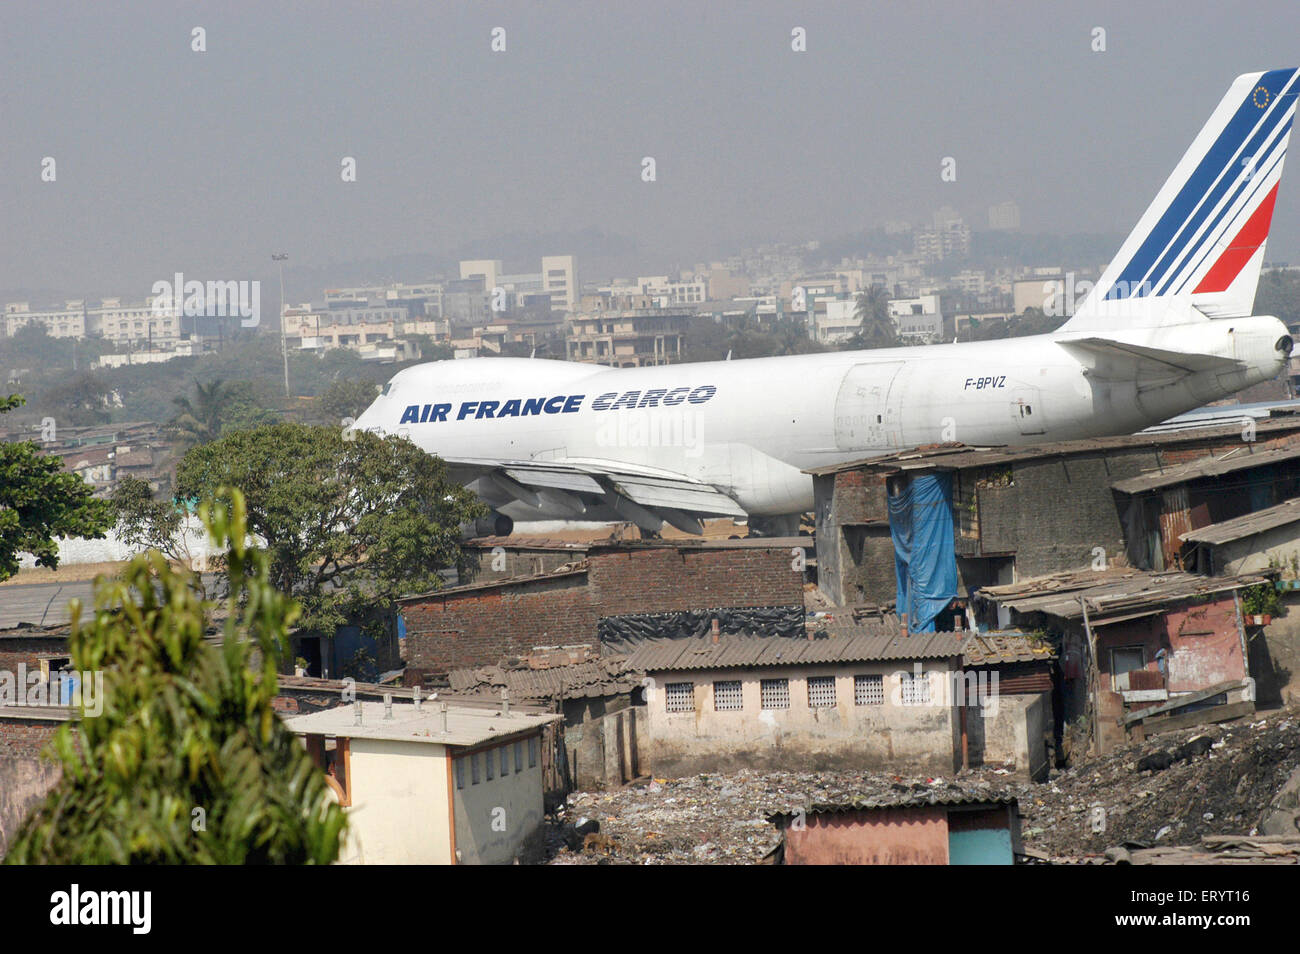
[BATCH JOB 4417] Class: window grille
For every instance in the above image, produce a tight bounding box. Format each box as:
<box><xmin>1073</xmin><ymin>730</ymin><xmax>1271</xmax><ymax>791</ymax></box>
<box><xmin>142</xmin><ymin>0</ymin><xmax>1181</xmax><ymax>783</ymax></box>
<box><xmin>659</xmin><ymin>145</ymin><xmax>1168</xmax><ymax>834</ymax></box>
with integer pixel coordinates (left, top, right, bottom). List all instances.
<box><xmin>760</xmin><ymin>678</ymin><xmax>790</xmax><ymax>710</ymax></box>
<box><xmin>855</xmin><ymin>674</ymin><xmax>885</xmax><ymax>706</ymax></box>
<box><xmin>713</xmin><ymin>680</ymin><xmax>744</xmax><ymax>711</ymax></box>
<box><xmin>807</xmin><ymin>675</ymin><xmax>836</xmax><ymax>708</ymax></box>
<box><xmin>665</xmin><ymin>681</ymin><xmax>695</xmax><ymax>713</ymax></box>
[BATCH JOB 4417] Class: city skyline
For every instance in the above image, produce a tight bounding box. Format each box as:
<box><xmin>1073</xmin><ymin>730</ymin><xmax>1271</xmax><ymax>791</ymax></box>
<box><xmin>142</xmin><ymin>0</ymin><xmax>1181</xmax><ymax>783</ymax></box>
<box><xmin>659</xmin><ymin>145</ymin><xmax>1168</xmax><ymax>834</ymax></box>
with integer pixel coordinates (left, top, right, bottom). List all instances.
<box><xmin>4</xmin><ymin>2</ymin><xmax>1300</xmax><ymax>294</ymax></box>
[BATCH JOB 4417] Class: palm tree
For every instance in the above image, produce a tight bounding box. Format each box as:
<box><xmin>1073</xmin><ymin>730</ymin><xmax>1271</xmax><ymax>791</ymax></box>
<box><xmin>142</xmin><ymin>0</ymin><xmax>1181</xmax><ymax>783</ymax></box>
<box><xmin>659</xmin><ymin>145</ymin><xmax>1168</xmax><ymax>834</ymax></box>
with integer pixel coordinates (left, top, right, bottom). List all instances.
<box><xmin>167</xmin><ymin>378</ymin><xmax>235</xmax><ymax>449</ymax></box>
<box><xmin>852</xmin><ymin>285</ymin><xmax>897</xmax><ymax>349</ymax></box>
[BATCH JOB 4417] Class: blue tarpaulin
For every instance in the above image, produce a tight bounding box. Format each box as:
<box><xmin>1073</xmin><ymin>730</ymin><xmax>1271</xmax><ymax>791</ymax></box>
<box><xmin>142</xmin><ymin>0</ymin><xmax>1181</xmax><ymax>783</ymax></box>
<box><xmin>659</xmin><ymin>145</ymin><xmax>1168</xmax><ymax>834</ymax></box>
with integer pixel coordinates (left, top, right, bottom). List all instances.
<box><xmin>888</xmin><ymin>473</ymin><xmax>959</xmax><ymax>632</ymax></box>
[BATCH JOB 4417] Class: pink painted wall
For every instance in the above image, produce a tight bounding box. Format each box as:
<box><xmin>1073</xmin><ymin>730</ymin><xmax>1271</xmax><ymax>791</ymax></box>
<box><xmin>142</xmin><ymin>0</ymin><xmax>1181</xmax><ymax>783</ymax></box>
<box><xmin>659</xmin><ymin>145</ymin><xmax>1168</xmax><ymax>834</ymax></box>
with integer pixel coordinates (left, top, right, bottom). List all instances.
<box><xmin>784</xmin><ymin>807</ymin><xmax>948</xmax><ymax>865</ymax></box>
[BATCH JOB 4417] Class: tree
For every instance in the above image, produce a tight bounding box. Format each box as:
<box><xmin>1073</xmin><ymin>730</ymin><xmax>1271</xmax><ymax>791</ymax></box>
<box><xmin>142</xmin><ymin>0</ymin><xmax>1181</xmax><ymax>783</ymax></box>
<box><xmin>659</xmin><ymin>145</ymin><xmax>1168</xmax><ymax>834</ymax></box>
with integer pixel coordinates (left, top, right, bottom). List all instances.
<box><xmin>174</xmin><ymin>423</ymin><xmax>483</xmax><ymax>633</ymax></box>
<box><xmin>1255</xmin><ymin>269</ymin><xmax>1300</xmax><ymax>329</ymax></box>
<box><xmin>5</xmin><ymin>489</ymin><xmax>347</xmax><ymax>864</ymax></box>
<box><xmin>166</xmin><ymin>378</ymin><xmax>280</xmax><ymax>448</ymax></box>
<box><xmin>41</xmin><ymin>372</ymin><xmax>115</xmax><ymax>426</ymax></box>
<box><xmin>167</xmin><ymin>378</ymin><xmax>238</xmax><ymax>448</ymax></box>
<box><xmin>111</xmin><ymin>475</ymin><xmax>203</xmax><ymax>573</ymax></box>
<box><xmin>851</xmin><ymin>285</ymin><xmax>898</xmax><ymax>349</ymax></box>
<box><xmin>0</xmin><ymin>394</ymin><xmax>114</xmax><ymax>581</ymax></box>
<box><xmin>316</xmin><ymin>378</ymin><xmax>380</xmax><ymax>424</ymax></box>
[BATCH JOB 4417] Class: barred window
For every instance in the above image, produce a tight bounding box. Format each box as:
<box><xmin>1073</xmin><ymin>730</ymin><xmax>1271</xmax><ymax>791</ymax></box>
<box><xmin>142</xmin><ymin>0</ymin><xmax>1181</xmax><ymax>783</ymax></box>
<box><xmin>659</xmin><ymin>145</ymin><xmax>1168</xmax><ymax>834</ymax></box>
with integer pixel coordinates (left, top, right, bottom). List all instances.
<box><xmin>470</xmin><ymin>753</ymin><xmax>480</xmax><ymax>785</ymax></box>
<box><xmin>713</xmin><ymin>680</ymin><xmax>744</xmax><ymax>711</ymax></box>
<box><xmin>902</xmin><ymin>671</ymin><xmax>932</xmax><ymax>706</ymax></box>
<box><xmin>455</xmin><ymin>757</ymin><xmax>466</xmax><ymax>790</ymax></box>
<box><xmin>514</xmin><ymin>740</ymin><xmax>523</xmax><ymax>773</ymax></box>
<box><xmin>665</xmin><ymin>681</ymin><xmax>695</xmax><ymax>713</ymax></box>
<box><xmin>500</xmin><ymin>746</ymin><xmax>510</xmax><ymax>776</ymax></box>
<box><xmin>807</xmin><ymin>675</ymin><xmax>836</xmax><ymax>708</ymax></box>
<box><xmin>528</xmin><ymin>736</ymin><xmax>537</xmax><ymax>768</ymax></box>
<box><xmin>485</xmin><ymin>748</ymin><xmax>495</xmax><ymax>781</ymax></box>
<box><xmin>855</xmin><ymin>674</ymin><xmax>885</xmax><ymax>706</ymax></box>
<box><xmin>760</xmin><ymin>678</ymin><xmax>790</xmax><ymax>710</ymax></box>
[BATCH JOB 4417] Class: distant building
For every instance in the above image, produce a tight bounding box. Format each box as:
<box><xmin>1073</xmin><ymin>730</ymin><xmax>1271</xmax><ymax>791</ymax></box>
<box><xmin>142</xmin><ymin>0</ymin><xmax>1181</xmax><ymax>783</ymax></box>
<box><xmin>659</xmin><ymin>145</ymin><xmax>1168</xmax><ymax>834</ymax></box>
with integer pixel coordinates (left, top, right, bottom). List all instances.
<box><xmin>286</xmin><ymin>699</ymin><xmax>559</xmax><ymax>864</ymax></box>
<box><xmin>815</xmin><ymin>299</ymin><xmax>860</xmax><ymax>343</ymax></box>
<box><xmin>565</xmin><ymin>294</ymin><xmax>690</xmax><ymax>366</ymax></box>
<box><xmin>914</xmin><ymin>207</ymin><xmax>972</xmax><ymax>263</ymax></box>
<box><xmin>988</xmin><ymin>201</ymin><xmax>1021</xmax><ymax>231</ymax></box>
<box><xmin>887</xmin><ymin>294</ymin><xmax>943</xmax><ymax>342</ymax></box>
<box><xmin>460</xmin><ymin>256</ymin><xmax>577</xmax><ymax>314</ymax></box>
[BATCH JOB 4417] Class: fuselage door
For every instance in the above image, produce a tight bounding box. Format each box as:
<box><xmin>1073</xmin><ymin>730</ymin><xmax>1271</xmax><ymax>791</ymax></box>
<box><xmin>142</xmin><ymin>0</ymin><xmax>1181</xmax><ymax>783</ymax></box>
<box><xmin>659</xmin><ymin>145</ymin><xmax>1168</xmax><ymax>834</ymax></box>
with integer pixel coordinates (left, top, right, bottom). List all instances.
<box><xmin>833</xmin><ymin>361</ymin><xmax>905</xmax><ymax>451</ymax></box>
<box><xmin>1010</xmin><ymin>387</ymin><xmax>1046</xmax><ymax>435</ymax></box>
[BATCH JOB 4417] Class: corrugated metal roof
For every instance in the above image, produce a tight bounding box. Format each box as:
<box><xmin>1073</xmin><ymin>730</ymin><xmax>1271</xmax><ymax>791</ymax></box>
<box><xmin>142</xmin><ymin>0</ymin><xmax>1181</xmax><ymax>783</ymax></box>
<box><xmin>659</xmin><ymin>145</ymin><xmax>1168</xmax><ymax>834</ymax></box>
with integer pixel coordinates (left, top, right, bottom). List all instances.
<box><xmin>1112</xmin><ymin>444</ymin><xmax>1300</xmax><ymax>494</ymax></box>
<box><xmin>624</xmin><ymin>632</ymin><xmax>964</xmax><ymax>672</ymax></box>
<box><xmin>803</xmin><ymin>419</ymin><xmax>1300</xmax><ymax>477</ymax></box>
<box><xmin>768</xmin><ymin>790</ymin><xmax>1018</xmax><ymax>821</ymax></box>
<box><xmin>976</xmin><ymin>567</ymin><xmax>1265</xmax><ymax>622</ymax></box>
<box><xmin>812</xmin><ymin>618</ymin><xmax>1055</xmax><ymax>666</ymax></box>
<box><xmin>1182</xmin><ymin>497</ymin><xmax>1300</xmax><ymax>546</ymax></box>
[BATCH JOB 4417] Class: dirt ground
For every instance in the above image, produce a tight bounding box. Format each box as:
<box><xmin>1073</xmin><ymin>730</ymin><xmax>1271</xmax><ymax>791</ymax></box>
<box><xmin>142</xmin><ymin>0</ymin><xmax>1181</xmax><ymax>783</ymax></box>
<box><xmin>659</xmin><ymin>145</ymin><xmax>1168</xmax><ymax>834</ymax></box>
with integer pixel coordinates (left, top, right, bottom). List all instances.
<box><xmin>0</xmin><ymin>561</ymin><xmax>128</xmax><ymax>587</ymax></box>
<box><xmin>544</xmin><ymin>705</ymin><xmax>1300</xmax><ymax>864</ymax></box>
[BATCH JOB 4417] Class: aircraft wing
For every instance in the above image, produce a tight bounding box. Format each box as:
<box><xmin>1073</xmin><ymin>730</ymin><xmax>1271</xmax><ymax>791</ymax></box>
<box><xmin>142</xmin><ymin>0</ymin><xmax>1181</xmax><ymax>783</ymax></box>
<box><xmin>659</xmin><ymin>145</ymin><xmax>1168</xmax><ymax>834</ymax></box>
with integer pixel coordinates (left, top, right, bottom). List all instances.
<box><xmin>442</xmin><ymin>456</ymin><xmax>747</xmax><ymax>535</ymax></box>
<box><xmin>1058</xmin><ymin>337</ymin><xmax>1247</xmax><ymax>378</ymax></box>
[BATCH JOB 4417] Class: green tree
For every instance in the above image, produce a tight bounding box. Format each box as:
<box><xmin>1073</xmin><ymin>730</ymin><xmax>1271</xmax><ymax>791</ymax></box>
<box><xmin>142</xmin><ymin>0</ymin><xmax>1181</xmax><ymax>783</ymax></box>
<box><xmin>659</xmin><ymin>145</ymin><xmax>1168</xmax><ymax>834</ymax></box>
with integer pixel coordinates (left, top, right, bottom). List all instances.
<box><xmin>851</xmin><ymin>285</ymin><xmax>898</xmax><ymax>349</ymax></box>
<box><xmin>0</xmin><ymin>395</ymin><xmax>114</xmax><ymax>581</ymax></box>
<box><xmin>167</xmin><ymin>378</ymin><xmax>238</xmax><ymax>448</ymax></box>
<box><xmin>316</xmin><ymin>378</ymin><xmax>380</xmax><ymax>424</ymax></box>
<box><xmin>110</xmin><ymin>474</ymin><xmax>203</xmax><ymax>573</ymax></box>
<box><xmin>42</xmin><ymin>372</ymin><xmax>114</xmax><ymax>426</ymax></box>
<box><xmin>5</xmin><ymin>490</ymin><xmax>347</xmax><ymax>864</ymax></box>
<box><xmin>174</xmin><ymin>423</ymin><xmax>483</xmax><ymax>633</ymax></box>
<box><xmin>1255</xmin><ymin>269</ymin><xmax>1300</xmax><ymax>329</ymax></box>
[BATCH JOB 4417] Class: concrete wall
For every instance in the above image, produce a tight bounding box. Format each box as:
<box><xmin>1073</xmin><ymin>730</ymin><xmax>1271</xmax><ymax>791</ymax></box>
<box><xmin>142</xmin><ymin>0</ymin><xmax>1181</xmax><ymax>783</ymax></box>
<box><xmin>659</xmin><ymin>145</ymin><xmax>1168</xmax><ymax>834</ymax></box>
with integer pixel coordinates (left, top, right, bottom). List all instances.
<box><xmin>452</xmin><ymin>733</ymin><xmax>546</xmax><ymax>864</ymax></box>
<box><xmin>1213</xmin><ymin>526</ymin><xmax>1300</xmax><ymax>576</ymax></box>
<box><xmin>341</xmin><ymin>738</ymin><xmax>453</xmax><ymax>865</ymax></box>
<box><xmin>0</xmin><ymin>754</ymin><xmax>61</xmax><ymax>859</ymax></box>
<box><xmin>967</xmin><ymin>693</ymin><xmax>1048</xmax><ymax>781</ymax></box>
<box><xmin>402</xmin><ymin>546</ymin><xmax>805</xmax><ymax>682</ymax></box>
<box><xmin>641</xmin><ymin>661</ymin><xmax>961</xmax><ymax>777</ymax></box>
<box><xmin>564</xmin><ymin>702</ymin><xmax>641</xmax><ymax>791</ymax></box>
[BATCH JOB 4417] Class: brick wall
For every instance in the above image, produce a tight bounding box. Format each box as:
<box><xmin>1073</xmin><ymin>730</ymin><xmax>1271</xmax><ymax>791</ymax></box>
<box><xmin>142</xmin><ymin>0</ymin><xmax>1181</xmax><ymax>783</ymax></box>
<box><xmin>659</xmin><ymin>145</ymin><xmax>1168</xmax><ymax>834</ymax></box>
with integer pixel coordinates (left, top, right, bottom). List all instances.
<box><xmin>400</xmin><ymin>546</ymin><xmax>804</xmax><ymax>684</ymax></box>
<box><xmin>0</xmin><ymin>717</ymin><xmax>61</xmax><ymax>760</ymax></box>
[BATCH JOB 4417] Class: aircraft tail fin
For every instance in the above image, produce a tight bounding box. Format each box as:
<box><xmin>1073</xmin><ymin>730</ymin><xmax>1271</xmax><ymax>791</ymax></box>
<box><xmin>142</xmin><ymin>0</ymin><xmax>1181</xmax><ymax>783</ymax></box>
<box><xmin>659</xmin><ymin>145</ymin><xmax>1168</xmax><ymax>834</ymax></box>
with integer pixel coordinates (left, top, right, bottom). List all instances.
<box><xmin>1063</xmin><ymin>69</ymin><xmax>1299</xmax><ymax>331</ymax></box>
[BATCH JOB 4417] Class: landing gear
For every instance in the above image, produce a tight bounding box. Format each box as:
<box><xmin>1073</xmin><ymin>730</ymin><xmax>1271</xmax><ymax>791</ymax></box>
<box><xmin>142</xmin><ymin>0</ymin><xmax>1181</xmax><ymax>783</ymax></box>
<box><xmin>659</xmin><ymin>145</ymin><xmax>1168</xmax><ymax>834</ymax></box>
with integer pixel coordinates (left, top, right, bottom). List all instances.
<box><xmin>747</xmin><ymin>513</ymin><xmax>802</xmax><ymax>537</ymax></box>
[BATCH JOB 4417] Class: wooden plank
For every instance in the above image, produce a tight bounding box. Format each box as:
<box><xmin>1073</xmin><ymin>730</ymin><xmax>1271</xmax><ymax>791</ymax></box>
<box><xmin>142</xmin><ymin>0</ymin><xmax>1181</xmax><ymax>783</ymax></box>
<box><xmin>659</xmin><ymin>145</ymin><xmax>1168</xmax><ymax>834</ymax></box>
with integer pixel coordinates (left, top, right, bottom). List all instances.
<box><xmin>1138</xmin><ymin>700</ymin><xmax>1255</xmax><ymax>738</ymax></box>
<box><xmin>1122</xmin><ymin>679</ymin><xmax>1245</xmax><ymax>725</ymax></box>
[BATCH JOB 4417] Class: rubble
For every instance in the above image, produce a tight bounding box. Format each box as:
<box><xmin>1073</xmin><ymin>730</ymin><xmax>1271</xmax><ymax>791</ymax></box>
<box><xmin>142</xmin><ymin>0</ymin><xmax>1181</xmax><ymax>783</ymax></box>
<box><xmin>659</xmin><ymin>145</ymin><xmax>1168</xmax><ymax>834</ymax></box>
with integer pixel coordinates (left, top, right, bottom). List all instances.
<box><xmin>540</xmin><ymin>705</ymin><xmax>1300</xmax><ymax>864</ymax></box>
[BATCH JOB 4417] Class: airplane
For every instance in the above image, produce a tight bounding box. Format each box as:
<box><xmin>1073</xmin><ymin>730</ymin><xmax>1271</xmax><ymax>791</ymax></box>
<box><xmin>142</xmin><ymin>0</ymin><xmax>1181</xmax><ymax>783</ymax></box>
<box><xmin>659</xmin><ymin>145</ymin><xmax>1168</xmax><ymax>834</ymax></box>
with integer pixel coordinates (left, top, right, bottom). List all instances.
<box><xmin>353</xmin><ymin>68</ymin><xmax>1300</xmax><ymax>537</ymax></box>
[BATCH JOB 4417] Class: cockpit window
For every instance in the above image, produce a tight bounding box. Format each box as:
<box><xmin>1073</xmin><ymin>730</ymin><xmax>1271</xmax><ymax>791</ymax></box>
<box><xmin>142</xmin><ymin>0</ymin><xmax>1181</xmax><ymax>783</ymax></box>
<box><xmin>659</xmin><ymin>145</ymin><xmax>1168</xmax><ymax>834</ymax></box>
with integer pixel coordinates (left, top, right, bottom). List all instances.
<box><xmin>382</xmin><ymin>381</ymin><xmax>393</xmax><ymax>396</ymax></box>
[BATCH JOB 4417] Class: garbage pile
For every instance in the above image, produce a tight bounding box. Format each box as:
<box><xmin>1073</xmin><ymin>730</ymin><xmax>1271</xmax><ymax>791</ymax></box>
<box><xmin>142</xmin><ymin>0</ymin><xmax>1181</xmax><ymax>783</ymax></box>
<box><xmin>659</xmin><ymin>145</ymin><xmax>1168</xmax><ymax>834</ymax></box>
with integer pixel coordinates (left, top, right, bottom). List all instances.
<box><xmin>1018</xmin><ymin>707</ymin><xmax>1300</xmax><ymax>861</ymax></box>
<box><xmin>543</xmin><ymin>705</ymin><xmax>1300</xmax><ymax>864</ymax></box>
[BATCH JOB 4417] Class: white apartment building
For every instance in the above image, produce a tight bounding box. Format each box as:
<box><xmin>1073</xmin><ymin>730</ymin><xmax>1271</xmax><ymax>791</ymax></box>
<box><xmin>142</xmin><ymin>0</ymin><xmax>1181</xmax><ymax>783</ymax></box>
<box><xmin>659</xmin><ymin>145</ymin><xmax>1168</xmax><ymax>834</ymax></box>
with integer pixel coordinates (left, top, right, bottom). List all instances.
<box><xmin>4</xmin><ymin>301</ymin><xmax>90</xmax><ymax>339</ymax></box>
<box><xmin>460</xmin><ymin>256</ymin><xmax>577</xmax><ymax>314</ymax></box>
<box><xmin>4</xmin><ymin>299</ymin><xmax>180</xmax><ymax>347</ymax></box>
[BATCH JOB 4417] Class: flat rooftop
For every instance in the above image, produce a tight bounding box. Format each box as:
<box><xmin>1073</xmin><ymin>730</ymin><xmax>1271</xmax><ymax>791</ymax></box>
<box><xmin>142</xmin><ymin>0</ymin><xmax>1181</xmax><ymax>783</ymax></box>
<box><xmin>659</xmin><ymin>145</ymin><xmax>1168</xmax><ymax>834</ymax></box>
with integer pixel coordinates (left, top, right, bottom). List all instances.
<box><xmin>284</xmin><ymin>700</ymin><xmax>559</xmax><ymax>748</ymax></box>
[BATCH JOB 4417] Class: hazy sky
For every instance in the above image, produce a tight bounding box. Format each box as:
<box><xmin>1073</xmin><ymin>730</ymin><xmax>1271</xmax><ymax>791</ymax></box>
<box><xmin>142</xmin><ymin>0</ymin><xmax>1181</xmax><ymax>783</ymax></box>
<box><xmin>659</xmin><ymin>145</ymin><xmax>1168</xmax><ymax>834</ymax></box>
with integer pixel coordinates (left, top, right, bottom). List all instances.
<box><xmin>4</xmin><ymin>1</ymin><xmax>1300</xmax><ymax>295</ymax></box>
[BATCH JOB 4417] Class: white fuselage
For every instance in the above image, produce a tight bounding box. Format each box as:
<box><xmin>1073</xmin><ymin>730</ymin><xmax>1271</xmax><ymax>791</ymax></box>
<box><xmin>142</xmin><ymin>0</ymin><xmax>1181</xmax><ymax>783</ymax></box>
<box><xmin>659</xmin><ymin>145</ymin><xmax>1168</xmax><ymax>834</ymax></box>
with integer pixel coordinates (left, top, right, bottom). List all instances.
<box><xmin>354</xmin><ymin>315</ymin><xmax>1289</xmax><ymax>518</ymax></box>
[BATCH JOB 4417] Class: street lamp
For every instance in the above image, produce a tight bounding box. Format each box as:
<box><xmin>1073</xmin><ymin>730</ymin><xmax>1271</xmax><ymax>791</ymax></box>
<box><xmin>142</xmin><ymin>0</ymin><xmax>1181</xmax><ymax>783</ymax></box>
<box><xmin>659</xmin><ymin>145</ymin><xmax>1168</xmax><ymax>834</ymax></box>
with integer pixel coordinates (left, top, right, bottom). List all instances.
<box><xmin>273</xmin><ymin>253</ymin><xmax>289</xmax><ymax>396</ymax></box>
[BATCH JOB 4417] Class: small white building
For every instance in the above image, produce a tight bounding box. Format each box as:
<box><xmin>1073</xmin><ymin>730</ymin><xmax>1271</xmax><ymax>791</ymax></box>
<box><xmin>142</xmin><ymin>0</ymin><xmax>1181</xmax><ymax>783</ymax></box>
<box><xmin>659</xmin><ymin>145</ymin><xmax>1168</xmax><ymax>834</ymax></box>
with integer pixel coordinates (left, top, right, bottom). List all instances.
<box><xmin>286</xmin><ymin>699</ymin><xmax>559</xmax><ymax>865</ymax></box>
